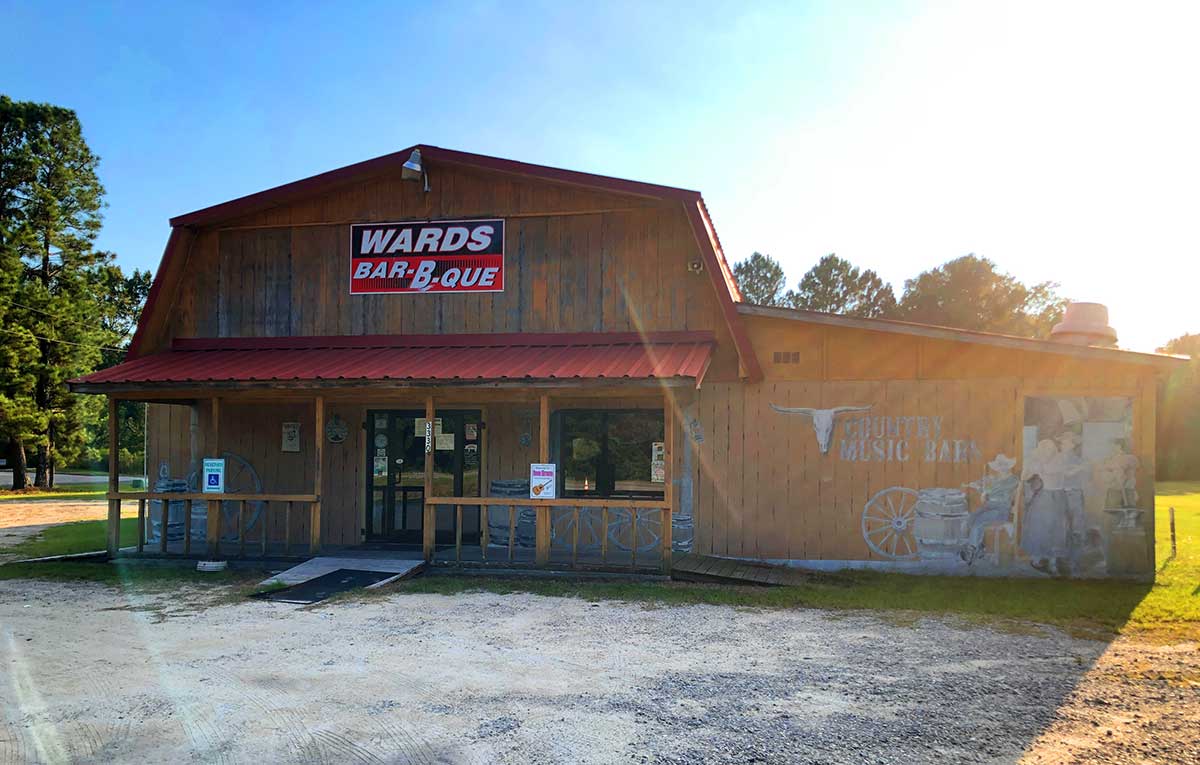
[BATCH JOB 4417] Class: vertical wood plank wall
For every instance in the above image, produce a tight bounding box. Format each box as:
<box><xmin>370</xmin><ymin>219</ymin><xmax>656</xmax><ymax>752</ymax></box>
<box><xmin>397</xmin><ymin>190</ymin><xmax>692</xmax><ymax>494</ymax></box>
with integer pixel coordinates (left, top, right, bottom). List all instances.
<box><xmin>146</xmin><ymin>400</ymin><xmax>363</xmax><ymax>547</ymax></box>
<box><xmin>141</xmin><ymin>162</ymin><xmax>741</xmax><ymax>551</ymax></box>
<box><xmin>154</xmin><ymin>164</ymin><xmax>742</xmax><ymax>383</ymax></box>
<box><xmin>139</xmin><ymin>163</ymin><xmax>1165</xmax><ymax>568</ymax></box>
<box><xmin>690</xmin><ymin>315</ymin><xmax>1160</xmax><ymax>563</ymax></box>
<box><xmin>145</xmin><ymin>403</ymin><xmax>196</xmax><ymax>483</ymax></box>
<box><xmin>483</xmin><ymin>404</ymin><xmax>540</xmax><ymax>485</ymax></box>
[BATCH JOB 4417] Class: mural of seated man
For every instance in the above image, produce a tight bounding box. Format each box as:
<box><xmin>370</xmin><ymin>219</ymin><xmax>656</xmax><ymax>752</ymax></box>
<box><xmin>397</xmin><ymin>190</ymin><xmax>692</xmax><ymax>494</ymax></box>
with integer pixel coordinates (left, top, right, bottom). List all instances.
<box><xmin>960</xmin><ymin>453</ymin><xmax>1018</xmax><ymax>565</ymax></box>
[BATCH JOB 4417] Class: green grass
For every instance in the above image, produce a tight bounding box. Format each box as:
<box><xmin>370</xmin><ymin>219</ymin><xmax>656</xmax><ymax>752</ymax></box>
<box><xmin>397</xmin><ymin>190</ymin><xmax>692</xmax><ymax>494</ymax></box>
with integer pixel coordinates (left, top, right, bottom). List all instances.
<box><xmin>3</xmin><ymin>517</ymin><xmax>139</xmax><ymax>559</ymax></box>
<box><xmin>0</xmin><ymin>479</ymin><xmax>141</xmax><ymax>502</ymax></box>
<box><xmin>2</xmin><ymin>483</ymin><xmax>1196</xmax><ymax>641</ymax></box>
<box><xmin>396</xmin><ymin>570</ymin><xmax>1159</xmax><ymax>638</ymax></box>
<box><xmin>393</xmin><ymin>483</ymin><xmax>1200</xmax><ymax>641</ymax></box>
<box><xmin>253</xmin><ymin>579</ymin><xmax>289</xmax><ymax>594</ymax></box>
<box><xmin>1130</xmin><ymin>480</ymin><xmax>1200</xmax><ymax>637</ymax></box>
<box><xmin>54</xmin><ymin>467</ymin><xmax>118</xmax><ymax>477</ymax></box>
<box><xmin>0</xmin><ymin>559</ymin><xmax>252</xmax><ymax>585</ymax></box>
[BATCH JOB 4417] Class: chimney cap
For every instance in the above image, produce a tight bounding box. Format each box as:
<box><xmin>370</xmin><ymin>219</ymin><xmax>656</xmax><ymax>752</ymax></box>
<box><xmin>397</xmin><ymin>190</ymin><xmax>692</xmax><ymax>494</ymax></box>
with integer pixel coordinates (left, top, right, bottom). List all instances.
<box><xmin>1051</xmin><ymin>302</ymin><xmax>1118</xmax><ymax>346</ymax></box>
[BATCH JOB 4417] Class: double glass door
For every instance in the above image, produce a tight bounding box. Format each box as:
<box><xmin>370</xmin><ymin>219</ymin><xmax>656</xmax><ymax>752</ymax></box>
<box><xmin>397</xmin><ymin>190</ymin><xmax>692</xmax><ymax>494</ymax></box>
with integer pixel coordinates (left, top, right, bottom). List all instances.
<box><xmin>366</xmin><ymin>409</ymin><xmax>482</xmax><ymax>544</ymax></box>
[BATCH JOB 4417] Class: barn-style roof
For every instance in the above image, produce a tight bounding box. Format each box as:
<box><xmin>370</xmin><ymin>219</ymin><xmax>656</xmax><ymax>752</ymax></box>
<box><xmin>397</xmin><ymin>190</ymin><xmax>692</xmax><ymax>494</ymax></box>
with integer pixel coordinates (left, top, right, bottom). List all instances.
<box><xmin>128</xmin><ymin>145</ymin><xmax>762</xmax><ymax>381</ymax></box>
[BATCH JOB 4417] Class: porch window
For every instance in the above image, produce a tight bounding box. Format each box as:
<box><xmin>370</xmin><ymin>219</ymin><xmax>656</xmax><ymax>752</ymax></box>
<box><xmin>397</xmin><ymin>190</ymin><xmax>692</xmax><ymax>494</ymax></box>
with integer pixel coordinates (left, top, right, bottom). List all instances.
<box><xmin>558</xmin><ymin>410</ymin><xmax>665</xmax><ymax>499</ymax></box>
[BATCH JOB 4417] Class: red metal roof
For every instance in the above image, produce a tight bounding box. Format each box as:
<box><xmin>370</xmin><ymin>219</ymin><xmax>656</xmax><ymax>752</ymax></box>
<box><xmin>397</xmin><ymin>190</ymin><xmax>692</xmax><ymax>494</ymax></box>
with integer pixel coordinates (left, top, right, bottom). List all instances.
<box><xmin>127</xmin><ymin>145</ymin><xmax>762</xmax><ymax>382</ymax></box>
<box><xmin>73</xmin><ymin>332</ymin><xmax>715</xmax><ymax>388</ymax></box>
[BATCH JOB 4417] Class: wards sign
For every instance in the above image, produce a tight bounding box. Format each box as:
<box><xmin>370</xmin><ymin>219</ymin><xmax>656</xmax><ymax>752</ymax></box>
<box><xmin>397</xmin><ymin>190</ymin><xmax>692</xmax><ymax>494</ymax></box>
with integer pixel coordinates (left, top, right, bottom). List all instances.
<box><xmin>350</xmin><ymin>219</ymin><xmax>504</xmax><ymax>294</ymax></box>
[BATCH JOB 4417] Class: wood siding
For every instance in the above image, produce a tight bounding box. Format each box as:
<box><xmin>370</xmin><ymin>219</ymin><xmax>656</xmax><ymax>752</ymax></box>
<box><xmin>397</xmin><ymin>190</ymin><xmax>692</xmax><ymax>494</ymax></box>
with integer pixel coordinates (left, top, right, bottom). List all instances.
<box><xmin>148</xmin><ymin>393</ymin><xmax>679</xmax><ymax>550</ymax></box>
<box><xmin>139</xmin><ymin>166</ymin><xmax>1165</xmax><ymax>575</ymax></box>
<box><xmin>690</xmin><ymin>316</ymin><xmax>1159</xmax><ymax>567</ymax></box>
<box><xmin>154</xmin><ymin>163</ymin><xmax>741</xmax><ymax>381</ymax></box>
<box><xmin>141</xmin><ymin>163</ymin><xmax>740</xmax><ymax>551</ymax></box>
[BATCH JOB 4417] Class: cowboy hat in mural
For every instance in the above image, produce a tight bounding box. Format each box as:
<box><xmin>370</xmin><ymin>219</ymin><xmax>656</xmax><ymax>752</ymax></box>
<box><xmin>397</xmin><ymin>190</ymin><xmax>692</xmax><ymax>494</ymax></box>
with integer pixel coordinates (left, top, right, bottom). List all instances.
<box><xmin>768</xmin><ymin>404</ymin><xmax>872</xmax><ymax>455</ymax></box>
<box><xmin>987</xmin><ymin>453</ymin><xmax>1017</xmax><ymax>474</ymax></box>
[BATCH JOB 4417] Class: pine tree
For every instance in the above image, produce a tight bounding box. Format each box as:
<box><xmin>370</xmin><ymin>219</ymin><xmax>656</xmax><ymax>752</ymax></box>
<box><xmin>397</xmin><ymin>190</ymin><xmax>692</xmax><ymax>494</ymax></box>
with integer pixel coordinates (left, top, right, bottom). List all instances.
<box><xmin>786</xmin><ymin>254</ymin><xmax>898</xmax><ymax>318</ymax></box>
<box><xmin>733</xmin><ymin>252</ymin><xmax>787</xmax><ymax>306</ymax></box>
<box><xmin>0</xmin><ymin>96</ymin><xmax>115</xmax><ymax>488</ymax></box>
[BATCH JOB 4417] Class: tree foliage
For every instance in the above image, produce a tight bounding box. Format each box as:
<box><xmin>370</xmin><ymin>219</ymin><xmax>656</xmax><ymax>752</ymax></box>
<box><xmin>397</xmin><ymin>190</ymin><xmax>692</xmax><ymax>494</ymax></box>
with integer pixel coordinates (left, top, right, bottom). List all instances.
<box><xmin>77</xmin><ymin>267</ymin><xmax>151</xmax><ymax>475</ymax></box>
<box><xmin>732</xmin><ymin>250</ymin><xmax>1068</xmax><ymax>340</ymax></box>
<box><xmin>1157</xmin><ymin>333</ymin><xmax>1200</xmax><ymax>479</ymax></box>
<box><xmin>897</xmin><ymin>255</ymin><xmax>1066</xmax><ymax>337</ymax></box>
<box><xmin>785</xmin><ymin>254</ymin><xmax>898</xmax><ymax>318</ymax></box>
<box><xmin>1158</xmin><ymin>359</ymin><xmax>1200</xmax><ymax>480</ymax></box>
<box><xmin>1158</xmin><ymin>333</ymin><xmax>1200</xmax><ymax>357</ymax></box>
<box><xmin>732</xmin><ymin>251</ymin><xmax>786</xmax><ymax>306</ymax></box>
<box><xmin>0</xmin><ymin>95</ymin><xmax>149</xmax><ymax>488</ymax></box>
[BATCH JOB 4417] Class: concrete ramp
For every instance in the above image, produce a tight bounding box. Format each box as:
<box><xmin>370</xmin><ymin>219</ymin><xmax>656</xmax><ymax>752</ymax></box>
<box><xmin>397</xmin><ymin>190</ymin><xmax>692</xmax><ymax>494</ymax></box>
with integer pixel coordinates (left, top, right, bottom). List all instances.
<box><xmin>261</xmin><ymin>554</ymin><xmax>425</xmax><ymax>589</ymax></box>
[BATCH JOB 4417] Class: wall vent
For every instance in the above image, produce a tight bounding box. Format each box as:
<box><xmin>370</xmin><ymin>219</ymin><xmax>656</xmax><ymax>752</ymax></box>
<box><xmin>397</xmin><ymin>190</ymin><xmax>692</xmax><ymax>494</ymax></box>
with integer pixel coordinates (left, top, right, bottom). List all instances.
<box><xmin>772</xmin><ymin>351</ymin><xmax>802</xmax><ymax>364</ymax></box>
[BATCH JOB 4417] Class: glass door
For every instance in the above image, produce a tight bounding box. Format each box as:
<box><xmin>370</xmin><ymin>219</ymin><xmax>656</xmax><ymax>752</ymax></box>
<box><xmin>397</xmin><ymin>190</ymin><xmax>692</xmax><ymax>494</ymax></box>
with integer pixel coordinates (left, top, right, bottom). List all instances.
<box><xmin>366</xmin><ymin>409</ymin><xmax>482</xmax><ymax>545</ymax></box>
<box><xmin>367</xmin><ymin>411</ymin><xmax>424</xmax><ymax>543</ymax></box>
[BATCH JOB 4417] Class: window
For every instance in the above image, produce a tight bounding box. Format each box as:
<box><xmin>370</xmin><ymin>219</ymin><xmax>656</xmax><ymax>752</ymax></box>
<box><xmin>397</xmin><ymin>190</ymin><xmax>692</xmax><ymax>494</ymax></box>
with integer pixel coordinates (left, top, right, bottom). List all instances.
<box><xmin>559</xmin><ymin>410</ymin><xmax>665</xmax><ymax>499</ymax></box>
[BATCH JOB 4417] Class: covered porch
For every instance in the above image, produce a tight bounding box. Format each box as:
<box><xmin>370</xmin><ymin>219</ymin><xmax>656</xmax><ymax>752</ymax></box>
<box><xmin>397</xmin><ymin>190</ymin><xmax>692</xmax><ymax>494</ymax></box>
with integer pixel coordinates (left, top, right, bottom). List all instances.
<box><xmin>70</xmin><ymin>331</ymin><xmax>713</xmax><ymax>574</ymax></box>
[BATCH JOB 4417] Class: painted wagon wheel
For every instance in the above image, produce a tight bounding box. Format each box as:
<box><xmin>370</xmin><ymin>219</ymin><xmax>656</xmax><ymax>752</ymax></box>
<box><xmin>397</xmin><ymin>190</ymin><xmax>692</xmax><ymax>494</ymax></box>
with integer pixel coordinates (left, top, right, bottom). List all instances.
<box><xmin>861</xmin><ymin>487</ymin><xmax>920</xmax><ymax>561</ymax></box>
<box><xmin>188</xmin><ymin>452</ymin><xmax>265</xmax><ymax>541</ymax></box>
<box><xmin>550</xmin><ymin>507</ymin><xmax>605</xmax><ymax>550</ymax></box>
<box><xmin>606</xmin><ymin>507</ymin><xmax>662</xmax><ymax>554</ymax></box>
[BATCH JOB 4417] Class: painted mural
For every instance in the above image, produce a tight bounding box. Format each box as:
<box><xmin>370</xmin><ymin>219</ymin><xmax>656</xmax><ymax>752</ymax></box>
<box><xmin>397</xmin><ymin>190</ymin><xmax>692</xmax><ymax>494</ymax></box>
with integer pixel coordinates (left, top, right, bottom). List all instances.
<box><xmin>858</xmin><ymin>455</ymin><xmax>1017</xmax><ymax>565</ymax></box>
<box><xmin>771</xmin><ymin>403</ymin><xmax>984</xmax><ymax>464</ymax></box>
<box><xmin>1020</xmin><ymin>396</ymin><xmax>1143</xmax><ymax>577</ymax></box>
<box><xmin>769</xmin><ymin>394</ymin><xmax>1146</xmax><ymax>578</ymax></box>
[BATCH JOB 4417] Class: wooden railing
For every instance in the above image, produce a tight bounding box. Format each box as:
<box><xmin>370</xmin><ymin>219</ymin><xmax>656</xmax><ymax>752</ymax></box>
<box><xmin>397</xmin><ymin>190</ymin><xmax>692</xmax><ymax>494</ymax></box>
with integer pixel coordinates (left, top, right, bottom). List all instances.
<box><xmin>106</xmin><ymin>492</ymin><xmax>318</xmax><ymax>558</ymax></box>
<box><xmin>424</xmin><ymin>497</ymin><xmax>673</xmax><ymax>574</ymax></box>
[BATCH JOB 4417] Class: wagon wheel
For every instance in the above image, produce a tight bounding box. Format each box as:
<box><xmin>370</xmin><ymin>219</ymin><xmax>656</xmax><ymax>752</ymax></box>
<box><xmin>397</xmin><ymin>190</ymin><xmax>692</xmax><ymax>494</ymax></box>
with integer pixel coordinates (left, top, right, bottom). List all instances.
<box><xmin>187</xmin><ymin>452</ymin><xmax>265</xmax><ymax>541</ymax></box>
<box><xmin>550</xmin><ymin>507</ymin><xmax>604</xmax><ymax>549</ymax></box>
<box><xmin>861</xmin><ymin>487</ymin><xmax>920</xmax><ymax>560</ymax></box>
<box><xmin>606</xmin><ymin>507</ymin><xmax>662</xmax><ymax>554</ymax></box>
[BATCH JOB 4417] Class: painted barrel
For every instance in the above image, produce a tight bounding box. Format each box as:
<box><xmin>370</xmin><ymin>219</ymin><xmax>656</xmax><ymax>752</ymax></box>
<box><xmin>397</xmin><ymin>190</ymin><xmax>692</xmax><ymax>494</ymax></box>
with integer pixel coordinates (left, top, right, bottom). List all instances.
<box><xmin>913</xmin><ymin>488</ymin><xmax>970</xmax><ymax>558</ymax></box>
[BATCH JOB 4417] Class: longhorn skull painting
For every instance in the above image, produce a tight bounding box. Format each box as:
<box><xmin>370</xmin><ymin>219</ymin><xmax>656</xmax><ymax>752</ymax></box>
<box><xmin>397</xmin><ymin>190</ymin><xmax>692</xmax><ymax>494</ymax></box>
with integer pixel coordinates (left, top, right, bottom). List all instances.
<box><xmin>769</xmin><ymin>404</ymin><xmax>873</xmax><ymax>454</ymax></box>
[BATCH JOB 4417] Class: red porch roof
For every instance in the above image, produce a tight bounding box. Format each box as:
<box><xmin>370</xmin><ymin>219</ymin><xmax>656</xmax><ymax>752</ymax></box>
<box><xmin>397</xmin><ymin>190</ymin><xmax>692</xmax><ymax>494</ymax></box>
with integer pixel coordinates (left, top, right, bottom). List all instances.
<box><xmin>71</xmin><ymin>332</ymin><xmax>715</xmax><ymax>389</ymax></box>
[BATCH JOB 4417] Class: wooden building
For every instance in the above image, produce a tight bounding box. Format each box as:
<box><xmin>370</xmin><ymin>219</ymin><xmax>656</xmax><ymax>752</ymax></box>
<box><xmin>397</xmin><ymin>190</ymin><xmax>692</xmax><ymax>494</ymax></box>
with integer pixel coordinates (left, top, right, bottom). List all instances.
<box><xmin>72</xmin><ymin>146</ymin><xmax>1182</xmax><ymax>578</ymax></box>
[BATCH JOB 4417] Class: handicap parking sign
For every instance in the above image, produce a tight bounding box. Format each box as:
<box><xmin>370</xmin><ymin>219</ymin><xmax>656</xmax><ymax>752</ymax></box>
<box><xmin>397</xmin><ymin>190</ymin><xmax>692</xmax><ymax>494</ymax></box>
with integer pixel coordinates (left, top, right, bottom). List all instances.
<box><xmin>202</xmin><ymin>458</ymin><xmax>225</xmax><ymax>494</ymax></box>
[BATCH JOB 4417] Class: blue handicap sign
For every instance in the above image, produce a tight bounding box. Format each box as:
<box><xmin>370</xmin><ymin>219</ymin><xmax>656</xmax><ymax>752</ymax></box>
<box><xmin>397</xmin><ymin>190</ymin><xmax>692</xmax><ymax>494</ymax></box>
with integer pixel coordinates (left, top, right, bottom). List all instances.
<box><xmin>207</xmin><ymin>473</ymin><xmax>220</xmax><ymax>486</ymax></box>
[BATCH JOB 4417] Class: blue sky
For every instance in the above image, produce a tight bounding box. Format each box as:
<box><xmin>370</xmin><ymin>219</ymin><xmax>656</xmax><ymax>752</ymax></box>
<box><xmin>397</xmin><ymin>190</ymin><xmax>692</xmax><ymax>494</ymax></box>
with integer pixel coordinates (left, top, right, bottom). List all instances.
<box><xmin>3</xmin><ymin>0</ymin><xmax>1195</xmax><ymax>351</ymax></box>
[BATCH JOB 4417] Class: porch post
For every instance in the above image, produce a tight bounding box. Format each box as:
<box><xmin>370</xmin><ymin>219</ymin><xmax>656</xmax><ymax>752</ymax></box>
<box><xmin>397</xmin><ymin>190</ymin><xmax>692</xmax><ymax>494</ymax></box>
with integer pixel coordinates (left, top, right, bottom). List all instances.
<box><xmin>423</xmin><ymin>395</ymin><xmax>436</xmax><ymax>561</ymax></box>
<box><xmin>206</xmin><ymin>397</ymin><xmax>221</xmax><ymax>557</ymax></box>
<box><xmin>310</xmin><ymin>395</ymin><xmax>325</xmax><ymax>554</ymax></box>
<box><xmin>535</xmin><ymin>393</ymin><xmax>551</xmax><ymax>565</ymax></box>
<box><xmin>106</xmin><ymin>397</ymin><xmax>121</xmax><ymax>558</ymax></box>
<box><xmin>662</xmin><ymin>395</ymin><xmax>674</xmax><ymax>574</ymax></box>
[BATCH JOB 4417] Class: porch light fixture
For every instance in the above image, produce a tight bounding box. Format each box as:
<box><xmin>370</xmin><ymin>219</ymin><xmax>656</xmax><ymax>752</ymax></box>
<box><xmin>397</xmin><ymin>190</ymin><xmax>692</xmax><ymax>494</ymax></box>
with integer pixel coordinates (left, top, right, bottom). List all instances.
<box><xmin>401</xmin><ymin>148</ymin><xmax>430</xmax><ymax>192</ymax></box>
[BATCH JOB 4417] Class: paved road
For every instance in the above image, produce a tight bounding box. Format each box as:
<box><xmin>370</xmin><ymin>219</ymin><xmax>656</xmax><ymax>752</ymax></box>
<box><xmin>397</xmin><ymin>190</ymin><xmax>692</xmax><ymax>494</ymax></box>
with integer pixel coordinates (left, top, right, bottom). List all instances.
<box><xmin>0</xmin><ymin>470</ymin><xmax>142</xmax><ymax>486</ymax></box>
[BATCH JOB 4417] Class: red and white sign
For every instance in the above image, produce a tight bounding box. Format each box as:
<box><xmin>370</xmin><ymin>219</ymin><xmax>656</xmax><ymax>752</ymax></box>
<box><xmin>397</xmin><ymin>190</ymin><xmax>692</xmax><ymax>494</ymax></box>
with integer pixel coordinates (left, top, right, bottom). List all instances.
<box><xmin>349</xmin><ymin>218</ymin><xmax>504</xmax><ymax>294</ymax></box>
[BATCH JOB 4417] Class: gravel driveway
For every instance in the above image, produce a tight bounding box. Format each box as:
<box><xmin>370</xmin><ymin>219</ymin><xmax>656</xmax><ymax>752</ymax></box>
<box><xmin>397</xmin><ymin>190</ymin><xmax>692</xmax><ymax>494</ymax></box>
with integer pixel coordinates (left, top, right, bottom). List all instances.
<box><xmin>0</xmin><ymin>578</ymin><xmax>1196</xmax><ymax>764</ymax></box>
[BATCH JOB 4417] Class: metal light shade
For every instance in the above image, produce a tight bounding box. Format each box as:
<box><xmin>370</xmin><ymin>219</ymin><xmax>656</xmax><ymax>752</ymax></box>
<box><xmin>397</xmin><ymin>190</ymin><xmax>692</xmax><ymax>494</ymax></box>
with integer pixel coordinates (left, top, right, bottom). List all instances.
<box><xmin>401</xmin><ymin>149</ymin><xmax>423</xmax><ymax>181</ymax></box>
